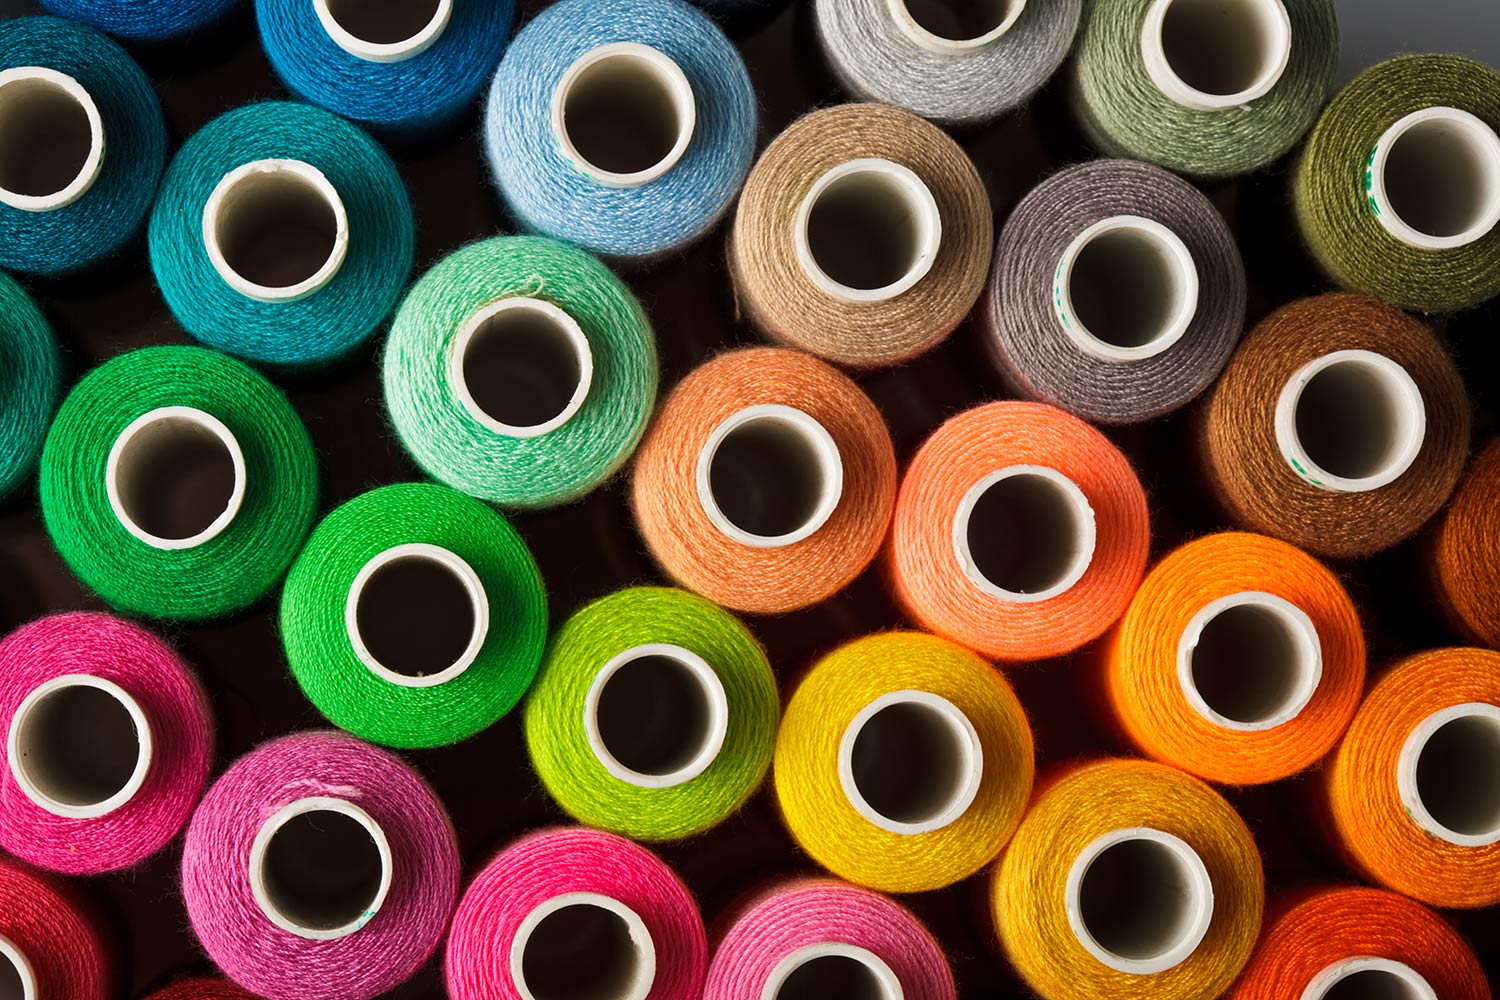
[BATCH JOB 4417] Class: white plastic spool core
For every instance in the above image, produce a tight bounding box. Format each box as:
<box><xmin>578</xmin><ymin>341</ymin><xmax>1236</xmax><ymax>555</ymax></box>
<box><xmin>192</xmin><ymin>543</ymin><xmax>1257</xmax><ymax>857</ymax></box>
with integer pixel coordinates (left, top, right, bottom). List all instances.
<box><xmin>6</xmin><ymin>674</ymin><xmax>152</xmax><ymax>820</ymax></box>
<box><xmin>314</xmin><ymin>0</ymin><xmax>452</xmax><ymax>63</ymax></box>
<box><xmin>0</xmin><ymin>936</ymin><xmax>36</xmax><ymax>1000</ymax></box>
<box><xmin>1301</xmin><ymin>957</ymin><xmax>1438</xmax><ymax>1000</ymax></box>
<box><xmin>203</xmin><ymin>158</ymin><xmax>350</xmax><ymax>302</ymax></box>
<box><xmin>248</xmin><ymin>796</ymin><xmax>393</xmax><ymax>941</ymax></box>
<box><xmin>1397</xmin><ymin>702</ymin><xmax>1500</xmax><ymax>848</ymax></box>
<box><xmin>551</xmin><ymin>42</ymin><xmax>696</xmax><ymax>188</ymax></box>
<box><xmin>510</xmin><ymin>891</ymin><xmax>658</xmax><ymax>1000</ymax></box>
<box><xmin>449</xmin><ymin>297</ymin><xmax>595</xmax><ymax>439</ymax></box>
<box><xmin>696</xmin><ymin>403</ymin><xmax>845</xmax><ymax>549</ymax></box>
<box><xmin>1274</xmin><ymin>350</ymin><xmax>1427</xmax><ymax>493</ymax></box>
<box><xmin>105</xmin><ymin>406</ymin><xmax>247</xmax><ymax>551</ymax></box>
<box><xmin>1368</xmin><ymin>107</ymin><xmax>1500</xmax><ymax>250</ymax></box>
<box><xmin>1064</xmin><ymin>827</ymin><xmax>1215</xmax><ymax>975</ymax></box>
<box><xmin>885</xmin><ymin>0</ymin><xmax>1026</xmax><ymax>54</ymax></box>
<box><xmin>0</xmin><ymin>66</ymin><xmax>104</xmax><ymax>212</ymax></box>
<box><xmin>1141</xmin><ymin>0</ymin><xmax>1292</xmax><ymax>111</ymax></box>
<box><xmin>952</xmin><ymin>465</ymin><xmax>1097</xmax><ymax>604</ymax></box>
<box><xmin>794</xmin><ymin>158</ymin><xmax>943</xmax><ymax>303</ymax></box>
<box><xmin>1177</xmin><ymin>591</ymin><xmax>1323</xmax><ymax>732</ymax></box>
<box><xmin>762</xmin><ymin>943</ymin><xmax>905</xmax><ymax>1000</ymax></box>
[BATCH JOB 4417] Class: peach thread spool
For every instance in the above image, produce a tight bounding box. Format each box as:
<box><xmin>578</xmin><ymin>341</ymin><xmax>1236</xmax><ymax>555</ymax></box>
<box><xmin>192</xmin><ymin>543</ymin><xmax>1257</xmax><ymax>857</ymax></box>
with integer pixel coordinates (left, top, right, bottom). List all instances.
<box><xmin>1431</xmin><ymin>437</ymin><xmax>1500</xmax><ymax>649</ymax></box>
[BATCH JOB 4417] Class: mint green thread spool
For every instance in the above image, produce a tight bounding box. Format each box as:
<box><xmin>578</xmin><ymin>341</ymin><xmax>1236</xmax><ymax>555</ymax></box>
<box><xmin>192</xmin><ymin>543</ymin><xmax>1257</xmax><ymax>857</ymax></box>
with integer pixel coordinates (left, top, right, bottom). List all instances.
<box><xmin>0</xmin><ymin>273</ymin><xmax>60</xmax><ymax>500</ymax></box>
<box><xmin>524</xmin><ymin>586</ymin><xmax>778</xmax><ymax>840</ymax></box>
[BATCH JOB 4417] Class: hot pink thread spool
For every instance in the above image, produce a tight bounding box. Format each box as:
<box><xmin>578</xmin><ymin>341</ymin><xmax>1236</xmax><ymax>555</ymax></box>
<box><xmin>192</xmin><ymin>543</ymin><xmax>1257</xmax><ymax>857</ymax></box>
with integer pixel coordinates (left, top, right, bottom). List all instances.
<box><xmin>446</xmin><ymin>827</ymin><xmax>708</xmax><ymax>1000</ymax></box>
<box><xmin>0</xmin><ymin>855</ymin><xmax>111</xmax><ymax>1000</ymax></box>
<box><xmin>705</xmin><ymin>879</ymin><xmax>955</xmax><ymax>1000</ymax></box>
<box><xmin>0</xmin><ymin>612</ymin><xmax>213</xmax><ymax>874</ymax></box>
<box><xmin>181</xmin><ymin>730</ymin><xmax>460</xmax><ymax>1000</ymax></box>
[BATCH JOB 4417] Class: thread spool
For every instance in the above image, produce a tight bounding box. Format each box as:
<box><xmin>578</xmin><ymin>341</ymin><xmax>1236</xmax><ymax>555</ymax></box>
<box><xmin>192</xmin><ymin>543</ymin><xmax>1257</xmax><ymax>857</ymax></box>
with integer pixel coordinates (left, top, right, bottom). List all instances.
<box><xmin>446</xmin><ymin>827</ymin><xmax>707</xmax><ymax>1000</ymax></box>
<box><xmin>142</xmin><ymin>978</ymin><xmax>259</xmax><ymax>1000</ymax></box>
<box><xmin>38</xmin><ymin>0</ymin><xmax>238</xmax><ymax>40</ymax></box>
<box><xmin>182</xmin><ymin>730</ymin><xmax>460</xmax><ymax>1000</ymax></box>
<box><xmin>985</xmin><ymin>159</ymin><xmax>1245</xmax><ymax>424</ymax></box>
<box><xmin>1295</xmin><ymin>55</ymin><xmax>1500</xmax><ymax>313</ymax></box>
<box><xmin>149</xmin><ymin>100</ymin><xmax>413</xmax><ymax>367</ymax></box>
<box><xmin>1071</xmin><ymin>0</ymin><xmax>1337</xmax><ymax>178</ymax></box>
<box><xmin>0</xmin><ymin>17</ymin><xmax>165</xmax><ymax>277</ymax></box>
<box><xmin>992</xmin><ymin>759</ymin><xmax>1263</xmax><ymax>1000</ymax></box>
<box><xmin>730</xmin><ymin>104</ymin><xmax>991</xmax><ymax>368</ymax></box>
<box><xmin>1432</xmin><ymin>438</ymin><xmax>1500</xmax><ymax>648</ymax></box>
<box><xmin>40</xmin><ymin>346</ymin><xmax>318</xmax><ymax>621</ymax></box>
<box><xmin>1200</xmin><ymin>294</ymin><xmax>1468</xmax><ymax>559</ymax></box>
<box><xmin>281</xmin><ymin>482</ymin><xmax>547</xmax><ymax>749</ymax></box>
<box><xmin>0</xmin><ymin>274</ymin><xmax>60</xmax><ymax>501</ymax></box>
<box><xmin>0</xmin><ymin>858</ymin><xmax>110</xmax><ymax>1000</ymax></box>
<box><xmin>384</xmin><ymin>236</ymin><xmax>658</xmax><ymax>509</ymax></box>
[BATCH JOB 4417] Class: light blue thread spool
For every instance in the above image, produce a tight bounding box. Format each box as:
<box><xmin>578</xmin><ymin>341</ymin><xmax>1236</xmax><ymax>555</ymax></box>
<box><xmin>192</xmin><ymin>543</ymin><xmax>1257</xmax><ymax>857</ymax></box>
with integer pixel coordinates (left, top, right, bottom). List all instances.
<box><xmin>39</xmin><ymin>0</ymin><xmax>240</xmax><ymax>42</ymax></box>
<box><xmin>0</xmin><ymin>273</ymin><xmax>61</xmax><ymax>501</ymax></box>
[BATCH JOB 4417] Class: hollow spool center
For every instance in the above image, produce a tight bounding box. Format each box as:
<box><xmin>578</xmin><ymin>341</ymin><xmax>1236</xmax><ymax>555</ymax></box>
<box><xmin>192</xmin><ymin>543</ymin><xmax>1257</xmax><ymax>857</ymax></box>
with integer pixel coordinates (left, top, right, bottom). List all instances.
<box><xmin>762</xmin><ymin>943</ymin><xmax>904</xmax><ymax>1000</ymax></box>
<box><xmin>1301</xmin><ymin>958</ymin><xmax>1438</xmax><ymax>1000</ymax></box>
<box><xmin>0</xmin><ymin>936</ymin><xmax>36</xmax><ymax>1000</ymax></box>
<box><xmin>105</xmin><ymin>406</ymin><xmax>247</xmax><ymax>551</ymax></box>
<box><xmin>1140</xmin><ymin>0</ymin><xmax>1293</xmax><ymax>111</ymax></box>
<box><xmin>1398</xmin><ymin>702</ymin><xmax>1500</xmax><ymax>848</ymax></box>
<box><xmin>0</xmin><ymin>65</ymin><xmax>104</xmax><ymax>212</ymax></box>
<box><xmin>952</xmin><ymin>465</ymin><xmax>1097</xmax><ymax>604</ymax></box>
<box><xmin>449</xmin><ymin>297</ymin><xmax>594</xmax><ymax>439</ymax></box>
<box><xmin>1177</xmin><ymin>591</ymin><xmax>1323</xmax><ymax>732</ymax></box>
<box><xmin>510</xmin><ymin>892</ymin><xmax>658</xmax><ymax>1000</ymax></box>
<box><xmin>313</xmin><ymin>0</ymin><xmax>453</xmax><ymax>62</ymax></box>
<box><xmin>885</xmin><ymin>0</ymin><xmax>1027</xmax><ymax>53</ymax></box>
<box><xmin>1368</xmin><ymin>106</ymin><xmax>1500</xmax><ymax>250</ymax></box>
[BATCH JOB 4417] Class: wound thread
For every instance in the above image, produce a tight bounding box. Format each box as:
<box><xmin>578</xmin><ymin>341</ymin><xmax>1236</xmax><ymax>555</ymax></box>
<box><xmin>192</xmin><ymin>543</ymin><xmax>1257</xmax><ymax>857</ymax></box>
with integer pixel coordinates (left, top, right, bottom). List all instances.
<box><xmin>0</xmin><ymin>856</ymin><xmax>110</xmax><ymax>1000</ymax></box>
<box><xmin>1431</xmin><ymin>438</ymin><xmax>1500</xmax><ymax>649</ymax></box>
<box><xmin>0</xmin><ymin>272</ymin><xmax>60</xmax><ymax>500</ymax></box>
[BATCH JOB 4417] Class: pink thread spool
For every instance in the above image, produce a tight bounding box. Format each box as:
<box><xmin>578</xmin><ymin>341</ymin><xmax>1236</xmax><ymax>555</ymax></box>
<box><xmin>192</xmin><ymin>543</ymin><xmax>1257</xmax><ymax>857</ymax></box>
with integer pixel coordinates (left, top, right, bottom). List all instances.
<box><xmin>445</xmin><ymin>827</ymin><xmax>708</xmax><ymax>1000</ymax></box>
<box><xmin>0</xmin><ymin>855</ymin><xmax>111</xmax><ymax>1000</ymax></box>
<box><xmin>0</xmin><ymin>612</ymin><xmax>213</xmax><ymax>874</ymax></box>
<box><xmin>181</xmin><ymin>730</ymin><xmax>460</xmax><ymax>1000</ymax></box>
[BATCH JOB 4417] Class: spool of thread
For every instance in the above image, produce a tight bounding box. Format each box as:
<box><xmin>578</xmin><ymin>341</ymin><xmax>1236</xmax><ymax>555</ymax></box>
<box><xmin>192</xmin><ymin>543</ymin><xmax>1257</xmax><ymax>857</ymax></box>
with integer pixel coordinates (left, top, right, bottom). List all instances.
<box><xmin>1294</xmin><ymin>55</ymin><xmax>1500</xmax><ymax>313</ymax></box>
<box><xmin>40</xmin><ymin>346</ymin><xmax>318</xmax><ymax>621</ymax></box>
<box><xmin>1432</xmin><ymin>438</ymin><xmax>1500</xmax><ymax>649</ymax></box>
<box><xmin>142</xmin><ymin>978</ymin><xmax>259</xmax><ymax>1000</ymax></box>
<box><xmin>0</xmin><ymin>17</ymin><xmax>166</xmax><ymax>277</ymax></box>
<box><xmin>774</xmin><ymin>632</ymin><xmax>1034</xmax><ymax>894</ymax></box>
<box><xmin>887</xmin><ymin>401</ymin><xmax>1149</xmax><ymax>662</ymax></box>
<box><xmin>1324</xmin><ymin>646</ymin><xmax>1500</xmax><ymax>909</ymax></box>
<box><xmin>38</xmin><ymin>0</ymin><xmax>238</xmax><ymax>41</ymax></box>
<box><xmin>484</xmin><ymin>0</ymin><xmax>756</xmax><ymax>261</ymax></box>
<box><xmin>631</xmin><ymin>347</ymin><xmax>896</xmax><ymax>615</ymax></box>
<box><xmin>182</xmin><ymin>730</ymin><xmax>460</xmax><ymax>1000</ymax></box>
<box><xmin>992</xmin><ymin>758</ymin><xmax>1263</xmax><ymax>1000</ymax></box>
<box><xmin>383</xmin><ymin>236</ymin><xmax>657</xmax><ymax>509</ymax></box>
<box><xmin>445</xmin><ymin>826</ymin><xmax>708</xmax><ymax>1000</ymax></box>
<box><xmin>705</xmin><ymin>879</ymin><xmax>955</xmax><ymax>1000</ymax></box>
<box><xmin>729</xmin><ymin>103</ymin><xmax>992</xmax><ymax>368</ymax></box>
<box><xmin>524</xmin><ymin>586</ymin><xmax>776</xmax><ymax>841</ymax></box>
<box><xmin>0</xmin><ymin>856</ymin><xmax>110</xmax><ymax>1000</ymax></box>
<box><xmin>148</xmin><ymin>100</ymin><xmax>413</xmax><ymax>368</ymax></box>
<box><xmin>1199</xmin><ymin>294</ymin><xmax>1468</xmax><ymax>559</ymax></box>
<box><xmin>985</xmin><ymin>159</ymin><xmax>1245</xmax><ymax>424</ymax></box>
<box><xmin>281</xmin><ymin>482</ymin><xmax>548</xmax><ymax>749</ymax></box>
<box><xmin>0</xmin><ymin>273</ymin><xmax>60</xmax><ymax>501</ymax></box>
<box><xmin>1230</xmin><ymin>886</ymin><xmax>1491</xmax><ymax>1000</ymax></box>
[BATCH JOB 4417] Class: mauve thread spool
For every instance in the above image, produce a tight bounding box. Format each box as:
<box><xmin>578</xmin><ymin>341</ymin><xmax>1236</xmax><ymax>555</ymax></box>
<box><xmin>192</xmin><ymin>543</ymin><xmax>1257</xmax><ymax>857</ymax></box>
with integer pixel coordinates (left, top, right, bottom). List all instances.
<box><xmin>0</xmin><ymin>855</ymin><xmax>111</xmax><ymax>1000</ymax></box>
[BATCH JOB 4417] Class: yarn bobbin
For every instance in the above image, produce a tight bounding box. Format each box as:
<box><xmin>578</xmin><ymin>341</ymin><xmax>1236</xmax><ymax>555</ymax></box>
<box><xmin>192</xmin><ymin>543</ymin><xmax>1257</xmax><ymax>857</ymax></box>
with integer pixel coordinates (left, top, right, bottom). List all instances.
<box><xmin>951</xmin><ymin>464</ymin><xmax>1097</xmax><ymax>605</ymax></box>
<box><xmin>509</xmin><ymin>891</ymin><xmax>658</xmax><ymax>1000</ymax></box>
<box><xmin>105</xmin><ymin>406</ymin><xmax>247</xmax><ymax>552</ymax></box>
<box><xmin>450</xmin><ymin>296</ymin><xmax>595</xmax><ymax>439</ymax></box>
<box><xmin>761</xmin><ymin>943</ymin><xmax>903</xmax><ymax>1000</ymax></box>
<box><xmin>1139</xmin><ymin>0</ymin><xmax>1292</xmax><ymax>111</ymax></box>
<box><xmin>1300</xmin><ymin>958</ymin><xmax>1436</xmax><ymax>1000</ymax></box>
<box><xmin>1367</xmin><ymin>107</ymin><xmax>1500</xmax><ymax>252</ymax></box>
<box><xmin>1396</xmin><ymin>702</ymin><xmax>1500</xmax><ymax>849</ymax></box>
<box><xmin>0</xmin><ymin>934</ymin><xmax>37</xmax><ymax>1000</ymax></box>
<box><xmin>1177</xmin><ymin>591</ymin><xmax>1322</xmax><ymax>733</ymax></box>
<box><xmin>312</xmin><ymin>0</ymin><xmax>454</xmax><ymax>63</ymax></box>
<box><xmin>0</xmin><ymin>65</ymin><xmax>104</xmax><ymax>212</ymax></box>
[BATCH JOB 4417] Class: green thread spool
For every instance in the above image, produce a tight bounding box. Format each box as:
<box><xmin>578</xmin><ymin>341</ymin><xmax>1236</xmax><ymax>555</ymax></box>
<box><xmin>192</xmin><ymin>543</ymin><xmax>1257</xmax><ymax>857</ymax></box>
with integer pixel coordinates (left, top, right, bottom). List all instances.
<box><xmin>0</xmin><ymin>273</ymin><xmax>60</xmax><ymax>500</ymax></box>
<box><xmin>524</xmin><ymin>586</ymin><xmax>777</xmax><ymax>840</ymax></box>
<box><xmin>280</xmin><ymin>482</ymin><xmax>548</xmax><ymax>749</ymax></box>
<box><xmin>1295</xmin><ymin>54</ymin><xmax>1500</xmax><ymax>313</ymax></box>
<box><xmin>383</xmin><ymin>235</ymin><xmax>658</xmax><ymax>510</ymax></box>
<box><xmin>39</xmin><ymin>345</ymin><xmax>317</xmax><ymax>621</ymax></box>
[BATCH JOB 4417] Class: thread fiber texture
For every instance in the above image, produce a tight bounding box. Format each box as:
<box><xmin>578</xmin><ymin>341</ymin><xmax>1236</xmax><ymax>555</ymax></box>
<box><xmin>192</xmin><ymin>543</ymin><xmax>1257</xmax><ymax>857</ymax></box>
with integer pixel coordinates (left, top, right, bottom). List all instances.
<box><xmin>40</xmin><ymin>346</ymin><xmax>318</xmax><ymax>621</ymax></box>
<box><xmin>484</xmin><ymin>0</ymin><xmax>756</xmax><ymax>260</ymax></box>
<box><xmin>1432</xmin><ymin>438</ymin><xmax>1500</xmax><ymax>649</ymax></box>
<box><xmin>0</xmin><ymin>273</ymin><xmax>60</xmax><ymax>500</ymax></box>
<box><xmin>39</xmin><ymin>0</ymin><xmax>236</xmax><ymax>40</ymax></box>
<box><xmin>142</xmin><ymin>978</ymin><xmax>260</xmax><ymax>1000</ymax></box>
<box><xmin>281</xmin><ymin>483</ymin><xmax>547</xmax><ymax>749</ymax></box>
<box><xmin>182</xmin><ymin>730</ymin><xmax>461</xmax><ymax>1000</ymax></box>
<box><xmin>0</xmin><ymin>856</ymin><xmax>110</xmax><ymax>1000</ymax></box>
<box><xmin>383</xmin><ymin>236</ymin><xmax>657</xmax><ymax>509</ymax></box>
<box><xmin>1200</xmin><ymin>294</ymin><xmax>1468</xmax><ymax>559</ymax></box>
<box><xmin>0</xmin><ymin>17</ymin><xmax>166</xmax><ymax>276</ymax></box>
<box><xmin>149</xmin><ymin>101</ymin><xmax>414</xmax><ymax>367</ymax></box>
<box><xmin>445</xmin><ymin>826</ymin><xmax>708</xmax><ymax>1000</ymax></box>
<box><xmin>985</xmin><ymin>159</ymin><xmax>1246</xmax><ymax>424</ymax></box>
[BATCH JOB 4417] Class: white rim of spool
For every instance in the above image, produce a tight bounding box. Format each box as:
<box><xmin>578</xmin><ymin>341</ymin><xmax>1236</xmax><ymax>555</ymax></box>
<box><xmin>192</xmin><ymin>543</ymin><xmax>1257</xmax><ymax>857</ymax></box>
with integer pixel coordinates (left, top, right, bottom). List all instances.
<box><xmin>1176</xmin><ymin>590</ymin><xmax>1323</xmax><ymax>733</ymax></box>
<box><xmin>793</xmin><ymin>158</ymin><xmax>943</xmax><ymax>304</ymax></box>
<box><xmin>202</xmin><ymin>158</ymin><xmax>350</xmax><ymax>303</ymax></box>
<box><xmin>1140</xmin><ymin>0</ymin><xmax>1292</xmax><ymax>111</ymax></box>
<box><xmin>884</xmin><ymin>0</ymin><xmax>1027</xmax><ymax>54</ymax></box>
<box><xmin>448</xmin><ymin>296</ymin><xmax>595</xmax><ymax>439</ymax></box>
<box><xmin>761</xmin><ymin>943</ymin><xmax>905</xmax><ymax>1000</ymax></box>
<box><xmin>509</xmin><ymin>891</ymin><xmax>659</xmax><ymax>1000</ymax></box>
<box><xmin>1274</xmin><ymin>349</ymin><xmax>1427</xmax><ymax>494</ymax></box>
<box><xmin>1397</xmin><ymin>701</ymin><xmax>1500</xmax><ymax>848</ymax></box>
<box><xmin>5</xmin><ymin>673</ymin><xmax>153</xmax><ymax>820</ymax></box>
<box><xmin>550</xmin><ymin>42</ymin><xmax>697</xmax><ymax>189</ymax></box>
<box><xmin>105</xmin><ymin>406</ymin><xmax>248</xmax><ymax>551</ymax></box>
<box><xmin>313</xmin><ymin>0</ymin><xmax>453</xmax><ymax>63</ymax></box>
<box><xmin>0</xmin><ymin>936</ymin><xmax>37</xmax><ymax>1000</ymax></box>
<box><xmin>951</xmin><ymin>464</ymin><xmax>1097</xmax><ymax>604</ymax></box>
<box><xmin>0</xmin><ymin>66</ymin><xmax>105</xmax><ymax>213</ymax></box>
<box><xmin>1053</xmin><ymin>215</ymin><xmax>1200</xmax><ymax>362</ymax></box>
<box><xmin>248</xmin><ymin>795</ymin><xmax>394</xmax><ymax>941</ymax></box>
<box><xmin>1367</xmin><ymin>107</ymin><xmax>1500</xmax><ymax>251</ymax></box>
<box><xmin>1064</xmin><ymin>826</ymin><xmax>1215</xmax><ymax>975</ymax></box>
<box><xmin>1301</xmin><ymin>957</ymin><xmax>1438</xmax><ymax>1000</ymax></box>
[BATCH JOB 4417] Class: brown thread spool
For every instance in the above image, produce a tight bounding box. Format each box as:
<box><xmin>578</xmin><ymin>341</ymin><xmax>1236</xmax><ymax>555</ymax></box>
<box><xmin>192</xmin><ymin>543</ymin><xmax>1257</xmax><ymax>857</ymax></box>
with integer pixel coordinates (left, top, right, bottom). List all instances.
<box><xmin>1431</xmin><ymin>438</ymin><xmax>1500</xmax><ymax>649</ymax></box>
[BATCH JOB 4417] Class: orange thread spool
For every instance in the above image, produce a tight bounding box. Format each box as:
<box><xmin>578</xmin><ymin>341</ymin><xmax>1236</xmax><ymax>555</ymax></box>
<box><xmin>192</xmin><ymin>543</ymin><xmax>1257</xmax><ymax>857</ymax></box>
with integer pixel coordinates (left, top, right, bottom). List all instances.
<box><xmin>888</xmin><ymin>401</ymin><xmax>1149</xmax><ymax>661</ymax></box>
<box><xmin>1103</xmin><ymin>532</ymin><xmax>1365</xmax><ymax>785</ymax></box>
<box><xmin>1432</xmin><ymin>438</ymin><xmax>1500</xmax><ymax>649</ymax></box>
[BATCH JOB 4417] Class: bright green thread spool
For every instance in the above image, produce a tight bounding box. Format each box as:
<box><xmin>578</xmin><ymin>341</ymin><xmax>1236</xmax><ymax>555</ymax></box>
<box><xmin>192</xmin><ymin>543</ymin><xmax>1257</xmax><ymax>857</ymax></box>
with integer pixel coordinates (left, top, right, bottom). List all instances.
<box><xmin>524</xmin><ymin>586</ymin><xmax>778</xmax><ymax>840</ymax></box>
<box><xmin>0</xmin><ymin>273</ymin><xmax>60</xmax><ymax>500</ymax></box>
<box><xmin>281</xmin><ymin>482</ymin><xmax>548</xmax><ymax>749</ymax></box>
<box><xmin>383</xmin><ymin>235</ymin><xmax>657</xmax><ymax>510</ymax></box>
<box><xmin>39</xmin><ymin>345</ymin><xmax>317</xmax><ymax>621</ymax></box>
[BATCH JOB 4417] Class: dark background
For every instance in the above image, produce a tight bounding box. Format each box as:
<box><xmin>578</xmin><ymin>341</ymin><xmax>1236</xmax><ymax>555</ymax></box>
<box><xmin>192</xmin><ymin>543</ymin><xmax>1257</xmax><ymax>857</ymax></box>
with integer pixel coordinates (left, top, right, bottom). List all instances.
<box><xmin>1</xmin><ymin>0</ymin><xmax>1498</xmax><ymax>996</ymax></box>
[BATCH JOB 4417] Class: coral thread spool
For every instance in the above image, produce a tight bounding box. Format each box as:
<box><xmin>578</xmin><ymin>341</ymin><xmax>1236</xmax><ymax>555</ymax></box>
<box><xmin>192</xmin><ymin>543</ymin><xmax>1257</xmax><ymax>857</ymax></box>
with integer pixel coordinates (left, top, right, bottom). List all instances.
<box><xmin>1431</xmin><ymin>438</ymin><xmax>1500</xmax><ymax>649</ymax></box>
<box><xmin>0</xmin><ymin>856</ymin><xmax>110</xmax><ymax>1000</ymax></box>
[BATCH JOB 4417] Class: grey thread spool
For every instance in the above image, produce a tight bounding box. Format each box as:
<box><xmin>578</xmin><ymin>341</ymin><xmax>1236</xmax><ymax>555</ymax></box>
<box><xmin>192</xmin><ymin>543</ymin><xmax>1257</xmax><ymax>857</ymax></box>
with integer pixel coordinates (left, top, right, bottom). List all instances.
<box><xmin>984</xmin><ymin>159</ymin><xmax>1246</xmax><ymax>424</ymax></box>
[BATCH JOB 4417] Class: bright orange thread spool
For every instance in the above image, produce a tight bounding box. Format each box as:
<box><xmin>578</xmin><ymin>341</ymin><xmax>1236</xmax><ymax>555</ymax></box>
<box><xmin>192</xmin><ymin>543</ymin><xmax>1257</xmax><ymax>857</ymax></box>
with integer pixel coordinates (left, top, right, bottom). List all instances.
<box><xmin>1432</xmin><ymin>437</ymin><xmax>1500</xmax><ymax>650</ymax></box>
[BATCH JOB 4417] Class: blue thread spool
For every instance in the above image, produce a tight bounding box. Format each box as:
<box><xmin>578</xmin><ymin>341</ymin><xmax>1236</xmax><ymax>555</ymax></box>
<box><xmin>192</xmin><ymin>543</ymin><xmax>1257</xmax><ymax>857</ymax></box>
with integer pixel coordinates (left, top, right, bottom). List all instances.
<box><xmin>39</xmin><ymin>0</ymin><xmax>239</xmax><ymax>42</ymax></box>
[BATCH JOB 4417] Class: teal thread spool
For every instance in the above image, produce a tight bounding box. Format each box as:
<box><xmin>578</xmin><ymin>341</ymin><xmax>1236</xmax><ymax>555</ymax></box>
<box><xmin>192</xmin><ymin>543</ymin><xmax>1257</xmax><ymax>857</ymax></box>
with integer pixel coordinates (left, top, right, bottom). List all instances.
<box><xmin>280</xmin><ymin>482</ymin><xmax>548</xmax><ymax>749</ymax></box>
<box><xmin>383</xmin><ymin>236</ymin><xmax>657</xmax><ymax>509</ymax></box>
<box><xmin>524</xmin><ymin>586</ymin><xmax>777</xmax><ymax>840</ymax></box>
<box><xmin>39</xmin><ymin>346</ymin><xmax>318</xmax><ymax>621</ymax></box>
<box><xmin>0</xmin><ymin>274</ymin><xmax>61</xmax><ymax>500</ymax></box>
